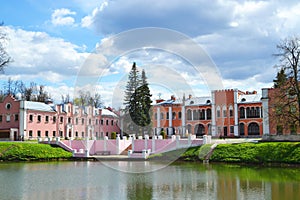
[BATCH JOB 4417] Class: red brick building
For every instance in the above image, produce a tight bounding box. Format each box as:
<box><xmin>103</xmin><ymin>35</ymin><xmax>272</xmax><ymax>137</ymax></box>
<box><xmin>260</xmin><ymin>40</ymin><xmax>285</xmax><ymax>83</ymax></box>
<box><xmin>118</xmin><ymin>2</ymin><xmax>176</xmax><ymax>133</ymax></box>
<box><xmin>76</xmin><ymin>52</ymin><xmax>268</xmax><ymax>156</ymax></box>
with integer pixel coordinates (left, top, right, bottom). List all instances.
<box><xmin>153</xmin><ymin>89</ymin><xmax>263</xmax><ymax>137</ymax></box>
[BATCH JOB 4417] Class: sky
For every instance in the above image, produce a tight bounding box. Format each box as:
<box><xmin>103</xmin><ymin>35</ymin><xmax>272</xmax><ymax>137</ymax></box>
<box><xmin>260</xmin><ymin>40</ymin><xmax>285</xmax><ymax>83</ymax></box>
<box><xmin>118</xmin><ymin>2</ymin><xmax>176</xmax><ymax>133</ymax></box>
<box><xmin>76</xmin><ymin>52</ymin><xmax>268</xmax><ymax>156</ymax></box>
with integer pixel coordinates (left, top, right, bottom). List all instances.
<box><xmin>1</xmin><ymin>0</ymin><xmax>300</xmax><ymax>108</ymax></box>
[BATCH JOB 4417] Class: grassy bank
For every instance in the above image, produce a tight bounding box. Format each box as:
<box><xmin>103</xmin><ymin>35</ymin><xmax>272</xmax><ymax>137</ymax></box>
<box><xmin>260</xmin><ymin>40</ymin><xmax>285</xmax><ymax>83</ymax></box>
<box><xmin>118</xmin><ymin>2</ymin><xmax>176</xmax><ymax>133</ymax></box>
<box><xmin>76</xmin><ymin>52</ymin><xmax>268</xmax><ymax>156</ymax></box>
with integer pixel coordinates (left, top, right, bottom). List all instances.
<box><xmin>149</xmin><ymin>142</ymin><xmax>300</xmax><ymax>164</ymax></box>
<box><xmin>0</xmin><ymin>142</ymin><xmax>72</xmax><ymax>161</ymax></box>
<box><xmin>210</xmin><ymin>142</ymin><xmax>300</xmax><ymax>164</ymax></box>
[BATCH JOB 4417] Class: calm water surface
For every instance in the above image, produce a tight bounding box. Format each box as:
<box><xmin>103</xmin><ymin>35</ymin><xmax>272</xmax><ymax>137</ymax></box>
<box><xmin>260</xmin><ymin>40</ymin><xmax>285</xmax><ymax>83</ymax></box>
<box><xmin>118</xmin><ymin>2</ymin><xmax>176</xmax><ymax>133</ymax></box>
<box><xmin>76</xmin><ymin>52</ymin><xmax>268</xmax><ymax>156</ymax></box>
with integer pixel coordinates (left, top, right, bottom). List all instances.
<box><xmin>0</xmin><ymin>161</ymin><xmax>299</xmax><ymax>200</ymax></box>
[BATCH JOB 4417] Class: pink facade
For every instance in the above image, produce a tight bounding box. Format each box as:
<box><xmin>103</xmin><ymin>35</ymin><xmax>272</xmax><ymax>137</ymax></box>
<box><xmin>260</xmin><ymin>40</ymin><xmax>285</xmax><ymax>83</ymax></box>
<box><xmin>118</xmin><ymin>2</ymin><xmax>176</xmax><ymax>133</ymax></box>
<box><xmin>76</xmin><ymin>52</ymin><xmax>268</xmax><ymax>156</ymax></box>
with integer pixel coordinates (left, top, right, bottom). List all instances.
<box><xmin>0</xmin><ymin>95</ymin><xmax>120</xmax><ymax>141</ymax></box>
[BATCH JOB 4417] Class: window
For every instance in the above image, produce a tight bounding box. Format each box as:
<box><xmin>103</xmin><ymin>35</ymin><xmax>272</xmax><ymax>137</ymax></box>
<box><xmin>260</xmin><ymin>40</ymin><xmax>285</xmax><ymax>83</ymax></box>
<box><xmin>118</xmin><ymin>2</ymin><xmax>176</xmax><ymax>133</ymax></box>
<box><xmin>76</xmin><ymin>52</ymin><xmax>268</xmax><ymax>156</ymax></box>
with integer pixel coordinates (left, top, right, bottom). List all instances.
<box><xmin>178</xmin><ymin>112</ymin><xmax>182</xmax><ymax>119</ymax></box>
<box><xmin>216</xmin><ymin>106</ymin><xmax>221</xmax><ymax>118</ymax></box>
<box><xmin>37</xmin><ymin>115</ymin><xmax>41</xmax><ymax>122</ymax></box>
<box><xmin>89</xmin><ymin>118</ymin><xmax>92</xmax><ymax>125</ymax></box>
<box><xmin>187</xmin><ymin>110</ymin><xmax>192</xmax><ymax>120</ymax></box>
<box><xmin>160</xmin><ymin>113</ymin><xmax>164</xmax><ymax>120</ymax></box>
<box><xmin>60</xmin><ymin>131</ymin><xmax>63</xmax><ymax>137</ymax></box>
<box><xmin>229</xmin><ymin>106</ymin><xmax>233</xmax><ymax>117</ymax></box>
<box><xmin>111</xmin><ymin>120</ymin><xmax>113</xmax><ymax>125</ymax></box>
<box><xmin>53</xmin><ymin>131</ymin><xmax>56</xmax><ymax>137</ymax></box>
<box><xmin>53</xmin><ymin>116</ymin><xmax>56</xmax><ymax>123</ymax></box>
<box><xmin>37</xmin><ymin>130</ymin><xmax>41</xmax><ymax>137</ymax></box>
<box><xmin>68</xmin><ymin>117</ymin><xmax>71</xmax><ymax>124</ymax></box>
<box><xmin>200</xmin><ymin>109</ymin><xmax>205</xmax><ymax>120</ymax></box>
<box><xmin>75</xmin><ymin>131</ymin><xmax>78</xmax><ymax>137</ymax></box>
<box><xmin>222</xmin><ymin>106</ymin><xmax>227</xmax><ymax>118</ymax></box>
<box><xmin>0</xmin><ymin>115</ymin><xmax>2</xmax><ymax>122</ymax></box>
<box><xmin>154</xmin><ymin>113</ymin><xmax>157</xmax><ymax>120</ymax></box>
<box><xmin>230</xmin><ymin>126</ymin><xmax>234</xmax><ymax>133</ymax></box>
<box><xmin>276</xmin><ymin>125</ymin><xmax>283</xmax><ymax>135</ymax></box>
<box><xmin>29</xmin><ymin>115</ymin><xmax>33</xmax><ymax>121</ymax></box>
<box><xmin>96</xmin><ymin>119</ymin><xmax>98</xmax><ymax>125</ymax></box>
<box><xmin>45</xmin><ymin>131</ymin><xmax>49</xmax><ymax>137</ymax></box>
<box><xmin>82</xmin><ymin>118</ymin><xmax>84</xmax><ymax>125</ymax></box>
<box><xmin>6</xmin><ymin>115</ymin><xmax>10</xmax><ymax>122</ymax></box>
<box><xmin>82</xmin><ymin>132</ymin><xmax>84</xmax><ymax>137</ymax></box>
<box><xmin>76</xmin><ymin>118</ymin><xmax>78</xmax><ymax>125</ymax></box>
<box><xmin>106</xmin><ymin>120</ymin><xmax>109</xmax><ymax>125</ymax></box>
<box><xmin>5</xmin><ymin>103</ymin><xmax>11</xmax><ymax>110</ymax></box>
<box><xmin>172</xmin><ymin>112</ymin><xmax>176</xmax><ymax>119</ymax></box>
<box><xmin>45</xmin><ymin>116</ymin><xmax>49</xmax><ymax>123</ymax></box>
<box><xmin>60</xmin><ymin>116</ymin><xmax>63</xmax><ymax>123</ymax></box>
<box><xmin>101</xmin><ymin>119</ymin><xmax>103</xmax><ymax>125</ymax></box>
<box><xmin>239</xmin><ymin>107</ymin><xmax>245</xmax><ymax>119</ymax></box>
<box><xmin>29</xmin><ymin>130</ymin><xmax>33</xmax><ymax>137</ymax></box>
<box><xmin>14</xmin><ymin>114</ymin><xmax>18</xmax><ymax>121</ymax></box>
<box><xmin>207</xmin><ymin>109</ymin><xmax>212</xmax><ymax>120</ymax></box>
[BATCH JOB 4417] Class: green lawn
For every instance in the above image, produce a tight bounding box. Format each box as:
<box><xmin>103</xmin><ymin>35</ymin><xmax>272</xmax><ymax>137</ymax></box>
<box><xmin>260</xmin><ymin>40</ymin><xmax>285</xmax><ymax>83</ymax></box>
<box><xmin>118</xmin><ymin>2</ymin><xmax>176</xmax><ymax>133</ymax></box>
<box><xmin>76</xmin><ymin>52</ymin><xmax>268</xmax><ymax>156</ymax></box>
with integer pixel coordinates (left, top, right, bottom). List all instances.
<box><xmin>0</xmin><ymin>142</ymin><xmax>72</xmax><ymax>161</ymax></box>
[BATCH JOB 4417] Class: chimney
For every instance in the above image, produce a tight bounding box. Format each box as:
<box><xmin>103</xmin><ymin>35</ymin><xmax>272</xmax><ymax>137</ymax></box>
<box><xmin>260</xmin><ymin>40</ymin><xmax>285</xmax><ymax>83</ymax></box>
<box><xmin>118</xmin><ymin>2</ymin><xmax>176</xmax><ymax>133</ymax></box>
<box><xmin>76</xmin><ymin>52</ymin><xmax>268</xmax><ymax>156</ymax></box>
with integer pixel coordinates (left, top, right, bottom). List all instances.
<box><xmin>171</xmin><ymin>95</ymin><xmax>176</xmax><ymax>101</ymax></box>
<box><xmin>188</xmin><ymin>94</ymin><xmax>192</xmax><ymax>99</ymax></box>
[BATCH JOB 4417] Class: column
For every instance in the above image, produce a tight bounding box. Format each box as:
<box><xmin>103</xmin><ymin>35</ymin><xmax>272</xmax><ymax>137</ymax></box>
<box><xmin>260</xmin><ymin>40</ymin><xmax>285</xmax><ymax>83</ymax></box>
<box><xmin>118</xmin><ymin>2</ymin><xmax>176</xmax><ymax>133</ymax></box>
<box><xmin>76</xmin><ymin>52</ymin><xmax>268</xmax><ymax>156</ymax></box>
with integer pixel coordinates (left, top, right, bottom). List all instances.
<box><xmin>204</xmin><ymin>109</ymin><xmax>207</xmax><ymax>120</ymax></box>
<box><xmin>168</xmin><ymin>107</ymin><xmax>172</xmax><ymax>136</ymax></box>
<box><xmin>181</xmin><ymin>104</ymin><xmax>186</xmax><ymax>137</ymax></box>
<box><xmin>156</xmin><ymin>107</ymin><xmax>161</xmax><ymax>136</ymax></box>
<box><xmin>233</xmin><ymin>89</ymin><xmax>239</xmax><ymax>136</ymax></box>
<box><xmin>211</xmin><ymin>91</ymin><xmax>217</xmax><ymax>136</ymax></box>
<box><xmin>261</xmin><ymin>88</ymin><xmax>270</xmax><ymax>135</ymax></box>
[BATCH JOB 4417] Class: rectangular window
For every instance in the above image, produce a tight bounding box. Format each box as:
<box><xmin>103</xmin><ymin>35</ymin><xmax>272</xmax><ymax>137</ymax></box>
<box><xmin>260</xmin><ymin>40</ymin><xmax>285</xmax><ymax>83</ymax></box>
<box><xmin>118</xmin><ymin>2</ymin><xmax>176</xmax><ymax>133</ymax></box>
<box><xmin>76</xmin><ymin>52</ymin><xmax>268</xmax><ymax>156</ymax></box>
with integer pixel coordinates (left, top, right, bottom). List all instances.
<box><xmin>0</xmin><ymin>115</ymin><xmax>2</xmax><ymax>122</ymax></box>
<box><xmin>89</xmin><ymin>118</ymin><xmax>92</xmax><ymax>125</ymax></box>
<box><xmin>6</xmin><ymin>115</ymin><xmax>10</xmax><ymax>122</ymax></box>
<box><xmin>166</xmin><ymin>112</ymin><xmax>169</xmax><ymax>120</ymax></box>
<box><xmin>45</xmin><ymin>116</ymin><xmax>49</xmax><ymax>123</ymax></box>
<box><xmin>45</xmin><ymin>131</ymin><xmax>49</xmax><ymax>137</ymax></box>
<box><xmin>53</xmin><ymin>116</ymin><xmax>56</xmax><ymax>123</ymax></box>
<box><xmin>96</xmin><ymin>119</ymin><xmax>98</xmax><ymax>125</ymax></box>
<box><xmin>29</xmin><ymin>115</ymin><xmax>33</xmax><ymax>121</ymax></box>
<box><xmin>29</xmin><ymin>130</ymin><xmax>33</xmax><ymax>137</ymax></box>
<box><xmin>82</xmin><ymin>132</ymin><xmax>84</xmax><ymax>137</ymax></box>
<box><xmin>82</xmin><ymin>118</ymin><xmax>84</xmax><ymax>125</ymax></box>
<box><xmin>230</xmin><ymin>109</ymin><xmax>233</xmax><ymax>117</ymax></box>
<box><xmin>106</xmin><ymin>120</ymin><xmax>109</xmax><ymax>125</ymax></box>
<box><xmin>37</xmin><ymin>130</ymin><xmax>41</xmax><ymax>137</ymax></box>
<box><xmin>53</xmin><ymin>131</ymin><xmax>56</xmax><ymax>137</ymax></box>
<box><xmin>217</xmin><ymin>110</ymin><xmax>220</xmax><ymax>118</ymax></box>
<box><xmin>223</xmin><ymin>110</ymin><xmax>227</xmax><ymax>118</ymax></box>
<box><xmin>76</xmin><ymin>118</ymin><xmax>78</xmax><ymax>125</ymax></box>
<box><xmin>75</xmin><ymin>131</ymin><xmax>78</xmax><ymax>137</ymax></box>
<box><xmin>60</xmin><ymin>116</ymin><xmax>63</xmax><ymax>123</ymax></box>
<box><xmin>230</xmin><ymin>126</ymin><xmax>234</xmax><ymax>133</ymax></box>
<box><xmin>101</xmin><ymin>119</ymin><xmax>103</xmax><ymax>125</ymax></box>
<box><xmin>111</xmin><ymin>120</ymin><xmax>114</xmax><ymax>126</ymax></box>
<box><xmin>68</xmin><ymin>117</ymin><xmax>71</xmax><ymax>124</ymax></box>
<box><xmin>15</xmin><ymin>114</ymin><xmax>19</xmax><ymax>121</ymax></box>
<box><xmin>37</xmin><ymin>115</ymin><xmax>41</xmax><ymax>122</ymax></box>
<box><xmin>60</xmin><ymin>131</ymin><xmax>63</xmax><ymax>137</ymax></box>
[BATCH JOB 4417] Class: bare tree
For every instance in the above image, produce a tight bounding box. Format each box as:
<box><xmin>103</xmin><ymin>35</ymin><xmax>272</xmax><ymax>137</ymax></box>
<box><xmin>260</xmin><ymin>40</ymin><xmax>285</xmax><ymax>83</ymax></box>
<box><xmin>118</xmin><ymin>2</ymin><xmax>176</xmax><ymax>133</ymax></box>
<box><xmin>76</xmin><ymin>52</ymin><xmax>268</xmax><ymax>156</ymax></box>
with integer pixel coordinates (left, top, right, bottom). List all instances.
<box><xmin>0</xmin><ymin>23</ymin><xmax>11</xmax><ymax>72</ymax></box>
<box><xmin>74</xmin><ymin>90</ymin><xmax>102</xmax><ymax>107</ymax></box>
<box><xmin>272</xmin><ymin>36</ymin><xmax>300</xmax><ymax>133</ymax></box>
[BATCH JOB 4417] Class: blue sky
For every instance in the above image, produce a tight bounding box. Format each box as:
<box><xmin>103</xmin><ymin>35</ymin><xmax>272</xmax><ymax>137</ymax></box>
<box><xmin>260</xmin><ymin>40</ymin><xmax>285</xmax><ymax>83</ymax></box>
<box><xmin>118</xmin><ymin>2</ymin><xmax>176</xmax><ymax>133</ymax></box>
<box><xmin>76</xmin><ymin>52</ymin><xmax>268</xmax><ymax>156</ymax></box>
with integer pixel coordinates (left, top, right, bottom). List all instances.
<box><xmin>1</xmin><ymin>0</ymin><xmax>300</xmax><ymax>108</ymax></box>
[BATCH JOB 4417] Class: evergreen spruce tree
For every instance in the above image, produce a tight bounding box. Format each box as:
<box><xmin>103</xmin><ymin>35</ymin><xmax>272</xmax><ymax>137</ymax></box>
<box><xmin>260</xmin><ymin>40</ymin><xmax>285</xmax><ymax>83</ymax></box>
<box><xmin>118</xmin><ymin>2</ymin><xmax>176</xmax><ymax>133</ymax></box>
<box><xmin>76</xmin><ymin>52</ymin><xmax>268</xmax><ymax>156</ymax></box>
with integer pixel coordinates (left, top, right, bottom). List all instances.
<box><xmin>123</xmin><ymin>63</ymin><xmax>152</xmax><ymax>136</ymax></box>
<box><xmin>273</xmin><ymin>68</ymin><xmax>287</xmax><ymax>88</ymax></box>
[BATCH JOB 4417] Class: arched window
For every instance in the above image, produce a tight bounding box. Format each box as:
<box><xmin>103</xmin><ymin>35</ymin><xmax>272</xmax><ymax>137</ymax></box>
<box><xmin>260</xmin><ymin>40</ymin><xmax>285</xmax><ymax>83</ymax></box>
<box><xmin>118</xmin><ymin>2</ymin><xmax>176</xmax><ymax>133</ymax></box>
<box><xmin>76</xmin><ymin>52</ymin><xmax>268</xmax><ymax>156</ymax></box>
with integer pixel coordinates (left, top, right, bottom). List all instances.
<box><xmin>178</xmin><ymin>112</ymin><xmax>182</xmax><ymax>119</ymax></box>
<box><xmin>200</xmin><ymin>109</ymin><xmax>205</xmax><ymax>120</ymax></box>
<box><xmin>193</xmin><ymin>110</ymin><xmax>198</xmax><ymax>120</ymax></box>
<box><xmin>187</xmin><ymin>110</ymin><xmax>192</xmax><ymax>120</ymax></box>
<box><xmin>207</xmin><ymin>109</ymin><xmax>212</xmax><ymax>120</ymax></box>
<box><xmin>229</xmin><ymin>105</ymin><xmax>233</xmax><ymax>117</ymax></box>
<box><xmin>240</xmin><ymin>107</ymin><xmax>245</xmax><ymax>118</ymax></box>
<box><xmin>248</xmin><ymin>122</ymin><xmax>260</xmax><ymax>135</ymax></box>
<box><xmin>222</xmin><ymin>106</ymin><xmax>227</xmax><ymax>118</ymax></box>
<box><xmin>239</xmin><ymin>123</ymin><xmax>245</xmax><ymax>136</ymax></box>
<box><xmin>216</xmin><ymin>106</ymin><xmax>221</xmax><ymax>118</ymax></box>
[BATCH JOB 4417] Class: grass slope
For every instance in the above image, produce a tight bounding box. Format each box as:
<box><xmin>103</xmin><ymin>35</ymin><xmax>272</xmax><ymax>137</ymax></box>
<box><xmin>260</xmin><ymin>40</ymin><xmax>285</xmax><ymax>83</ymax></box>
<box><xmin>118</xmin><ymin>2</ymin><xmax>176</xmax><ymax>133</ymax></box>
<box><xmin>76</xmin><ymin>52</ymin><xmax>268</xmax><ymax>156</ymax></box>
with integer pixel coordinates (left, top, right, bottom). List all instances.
<box><xmin>210</xmin><ymin>142</ymin><xmax>300</xmax><ymax>164</ymax></box>
<box><xmin>0</xmin><ymin>142</ymin><xmax>72</xmax><ymax>161</ymax></box>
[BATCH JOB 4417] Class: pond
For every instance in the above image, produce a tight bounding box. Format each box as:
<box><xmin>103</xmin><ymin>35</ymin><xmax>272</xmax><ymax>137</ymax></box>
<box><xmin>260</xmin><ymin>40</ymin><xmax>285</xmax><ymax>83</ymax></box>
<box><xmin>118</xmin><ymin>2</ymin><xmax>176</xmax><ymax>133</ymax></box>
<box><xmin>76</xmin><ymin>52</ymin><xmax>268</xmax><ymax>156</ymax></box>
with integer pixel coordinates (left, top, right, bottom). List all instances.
<box><xmin>0</xmin><ymin>161</ymin><xmax>299</xmax><ymax>200</ymax></box>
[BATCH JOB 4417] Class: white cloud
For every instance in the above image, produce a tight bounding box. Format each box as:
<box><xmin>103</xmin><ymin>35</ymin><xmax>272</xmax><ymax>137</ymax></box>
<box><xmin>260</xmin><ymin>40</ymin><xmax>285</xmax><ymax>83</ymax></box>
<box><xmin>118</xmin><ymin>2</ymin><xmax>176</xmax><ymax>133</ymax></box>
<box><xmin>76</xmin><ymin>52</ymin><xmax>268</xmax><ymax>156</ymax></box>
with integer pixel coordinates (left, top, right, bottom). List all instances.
<box><xmin>51</xmin><ymin>8</ymin><xmax>76</xmax><ymax>26</ymax></box>
<box><xmin>4</xmin><ymin>26</ymin><xmax>88</xmax><ymax>83</ymax></box>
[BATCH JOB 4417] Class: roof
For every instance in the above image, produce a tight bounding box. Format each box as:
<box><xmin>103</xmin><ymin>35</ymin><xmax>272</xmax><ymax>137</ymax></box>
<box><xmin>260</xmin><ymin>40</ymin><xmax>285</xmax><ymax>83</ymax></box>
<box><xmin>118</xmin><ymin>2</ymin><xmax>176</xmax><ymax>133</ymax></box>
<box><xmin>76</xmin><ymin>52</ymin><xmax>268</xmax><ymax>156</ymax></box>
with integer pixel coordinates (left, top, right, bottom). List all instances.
<box><xmin>24</xmin><ymin>101</ymin><xmax>56</xmax><ymax>112</ymax></box>
<box><xmin>237</xmin><ymin>94</ymin><xmax>261</xmax><ymax>104</ymax></box>
<box><xmin>101</xmin><ymin>108</ymin><xmax>118</xmax><ymax>117</ymax></box>
<box><xmin>155</xmin><ymin>96</ymin><xmax>211</xmax><ymax>106</ymax></box>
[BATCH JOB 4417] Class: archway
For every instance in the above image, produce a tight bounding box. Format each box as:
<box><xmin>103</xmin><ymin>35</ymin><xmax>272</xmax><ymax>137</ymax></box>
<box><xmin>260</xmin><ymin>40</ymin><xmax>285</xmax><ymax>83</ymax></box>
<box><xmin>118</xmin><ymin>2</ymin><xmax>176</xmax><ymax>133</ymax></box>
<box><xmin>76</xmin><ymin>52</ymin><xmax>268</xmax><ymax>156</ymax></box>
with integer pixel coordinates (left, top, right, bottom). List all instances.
<box><xmin>194</xmin><ymin>124</ymin><xmax>205</xmax><ymax>137</ymax></box>
<box><xmin>248</xmin><ymin>122</ymin><xmax>260</xmax><ymax>135</ymax></box>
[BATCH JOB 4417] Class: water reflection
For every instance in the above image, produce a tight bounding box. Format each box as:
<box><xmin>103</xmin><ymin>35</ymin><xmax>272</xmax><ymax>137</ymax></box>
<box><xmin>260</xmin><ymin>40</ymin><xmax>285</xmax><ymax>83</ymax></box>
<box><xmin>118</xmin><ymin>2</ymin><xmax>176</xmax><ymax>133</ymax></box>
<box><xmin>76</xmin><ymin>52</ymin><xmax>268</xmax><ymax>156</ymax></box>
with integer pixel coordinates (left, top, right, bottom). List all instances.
<box><xmin>0</xmin><ymin>162</ymin><xmax>299</xmax><ymax>200</ymax></box>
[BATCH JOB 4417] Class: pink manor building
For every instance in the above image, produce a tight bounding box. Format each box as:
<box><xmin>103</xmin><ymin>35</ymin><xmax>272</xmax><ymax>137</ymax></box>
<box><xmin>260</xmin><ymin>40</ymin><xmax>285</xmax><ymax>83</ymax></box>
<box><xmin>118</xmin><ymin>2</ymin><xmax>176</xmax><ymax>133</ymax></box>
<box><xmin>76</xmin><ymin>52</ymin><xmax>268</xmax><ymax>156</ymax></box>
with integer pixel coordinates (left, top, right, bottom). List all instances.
<box><xmin>0</xmin><ymin>95</ymin><xmax>120</xmax><ymax>141</ymax></box>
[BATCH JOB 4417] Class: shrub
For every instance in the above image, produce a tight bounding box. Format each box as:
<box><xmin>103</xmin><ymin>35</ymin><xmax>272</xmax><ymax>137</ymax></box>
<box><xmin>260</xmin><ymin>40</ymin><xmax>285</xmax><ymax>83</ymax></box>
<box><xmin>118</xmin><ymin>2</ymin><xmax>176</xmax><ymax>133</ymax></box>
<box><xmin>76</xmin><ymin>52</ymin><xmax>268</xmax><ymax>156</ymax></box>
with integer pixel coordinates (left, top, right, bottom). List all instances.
<box><xmin>111</xmin><ymin>132</ymin><xmax>117</xmax><ymax>139</ymax></box>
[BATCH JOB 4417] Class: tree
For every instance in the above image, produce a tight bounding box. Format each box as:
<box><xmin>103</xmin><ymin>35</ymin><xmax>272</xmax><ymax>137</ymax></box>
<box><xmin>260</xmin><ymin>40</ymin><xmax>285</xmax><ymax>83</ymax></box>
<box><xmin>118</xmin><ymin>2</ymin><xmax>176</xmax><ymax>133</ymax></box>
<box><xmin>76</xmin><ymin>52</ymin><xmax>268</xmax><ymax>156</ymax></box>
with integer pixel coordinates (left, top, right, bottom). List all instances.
<box><xmin>74</xmin><ymin>90</ymin><xmax>102</xmax><ymax>107</ymax></box>
<box><xmin>0</xmin><ymin>23</ymin><xmax>11</xmax><ymax>72</ymax></box>
<box><xmin>272</xmin><ymin>37</ymin><xmax>300</xmax><ymax>133</ymax></box>
<box><xmin>123</xmin><ymin>63</ymin><xmax>152</xmax><ymax>136</ymax></box>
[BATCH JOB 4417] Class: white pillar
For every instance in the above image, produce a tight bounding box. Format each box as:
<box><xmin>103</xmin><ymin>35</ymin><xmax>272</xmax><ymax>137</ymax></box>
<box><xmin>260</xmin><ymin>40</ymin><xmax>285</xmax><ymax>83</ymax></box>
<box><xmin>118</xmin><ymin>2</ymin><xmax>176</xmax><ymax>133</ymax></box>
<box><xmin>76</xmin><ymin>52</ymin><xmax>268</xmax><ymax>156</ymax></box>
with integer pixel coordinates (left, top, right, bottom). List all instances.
<box><xmin>204</xmin><ymin>109</ymin><xmax>207</xmax><ymax>120</ymax></box>
<box><xmin>234</xmin><ymin>89</ymin><xmax>239</xmax><ymax>136</ymax></box>
<box><xmin>181</xmin><ymin>104</ymin><xmax>186</xmax><ymax>137</ymax></box>
<box><xmin>262</xmin><ymin>88</ymin><xmax>270</xmax><ymax>135</ymax></box>
<box><xmin>116</xmin><ymin>135</ymin><xmax>120</xmax><ymax>154</ymax></box>
<box><xmin>157</xmin><ymin>107</ymin><xmax>161</xmax><ymax>136</ymax></box>
<box><xmin>211</xmin><ymin>91</ymin><xmax>217</xmax><ymax>136</ymax></box>
<box><xmin>168</xmin><ymin>107</ymin><xmax>172</xmax><ymax>136</ymax></box>
<box><xmin>19</xmin><ymin>100</ymin><xmax>27</xmax><ymax>139</ymax></box>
